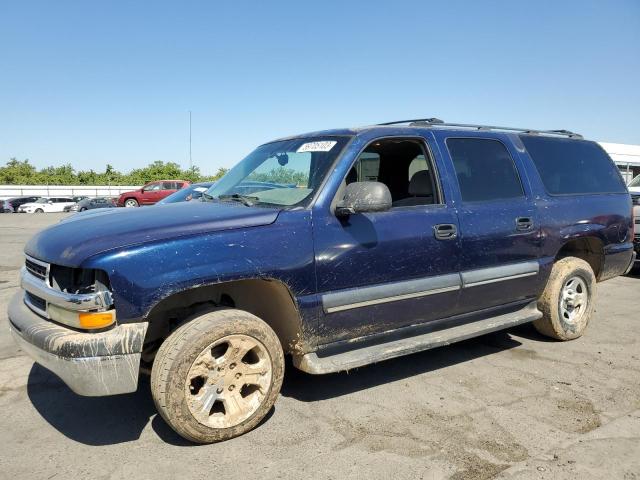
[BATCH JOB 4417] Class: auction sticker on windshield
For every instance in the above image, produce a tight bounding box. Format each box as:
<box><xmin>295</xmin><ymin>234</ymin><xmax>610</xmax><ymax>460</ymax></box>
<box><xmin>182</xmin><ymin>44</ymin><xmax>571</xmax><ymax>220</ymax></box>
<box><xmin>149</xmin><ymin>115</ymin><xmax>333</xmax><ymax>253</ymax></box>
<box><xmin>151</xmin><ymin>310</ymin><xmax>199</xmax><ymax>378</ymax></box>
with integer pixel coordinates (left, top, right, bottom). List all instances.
<box><xmin>297</xmin><ymin>141</ymin><xmax>337</xmax><ymax>153</ymax></box>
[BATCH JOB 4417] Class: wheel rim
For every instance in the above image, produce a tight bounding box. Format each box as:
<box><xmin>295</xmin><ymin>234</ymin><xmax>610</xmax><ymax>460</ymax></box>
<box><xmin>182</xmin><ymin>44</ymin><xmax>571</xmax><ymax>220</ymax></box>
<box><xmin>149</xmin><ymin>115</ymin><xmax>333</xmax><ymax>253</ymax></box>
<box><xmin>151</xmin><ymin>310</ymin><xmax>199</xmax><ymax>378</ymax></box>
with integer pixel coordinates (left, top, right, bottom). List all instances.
<box><xmin>125</xmin><ymin>200</ymin><xmax>137</xmax><ymax>207</ymax></box>
<box><xmin>185</xmin><ymin>334</ymin><xmax>272</xmax><ymax>429</ymax></box>
<box><xmin>559</xmin><ymin>275</ymin><xmax>588</xmax><ymax>326</ymax></box>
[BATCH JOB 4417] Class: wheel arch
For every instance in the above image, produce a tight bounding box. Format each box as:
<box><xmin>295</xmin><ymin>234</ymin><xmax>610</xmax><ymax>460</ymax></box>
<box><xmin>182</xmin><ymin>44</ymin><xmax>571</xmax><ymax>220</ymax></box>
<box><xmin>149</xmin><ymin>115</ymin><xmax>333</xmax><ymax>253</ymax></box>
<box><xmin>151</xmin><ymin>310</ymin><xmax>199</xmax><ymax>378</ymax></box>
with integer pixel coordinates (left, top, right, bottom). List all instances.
<box><xmin>555</xmin><ymin>236</ymin><xmax>604</xmax><ymax>280</ymax></box>
<box><xmin>143</xmin><ymin>278</ymin><xmax>308</xmax><ymax>357</ymax></box>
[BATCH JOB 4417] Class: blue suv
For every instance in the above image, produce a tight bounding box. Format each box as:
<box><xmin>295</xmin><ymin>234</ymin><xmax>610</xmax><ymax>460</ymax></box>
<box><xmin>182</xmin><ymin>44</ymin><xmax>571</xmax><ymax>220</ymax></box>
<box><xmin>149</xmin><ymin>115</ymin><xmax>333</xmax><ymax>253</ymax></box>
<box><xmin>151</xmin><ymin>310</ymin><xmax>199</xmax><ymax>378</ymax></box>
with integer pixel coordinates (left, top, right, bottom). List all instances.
<box><xmin>8</xmin><ymin>119</ymin><xmax>635</xmax><ymax>443</ymax></box>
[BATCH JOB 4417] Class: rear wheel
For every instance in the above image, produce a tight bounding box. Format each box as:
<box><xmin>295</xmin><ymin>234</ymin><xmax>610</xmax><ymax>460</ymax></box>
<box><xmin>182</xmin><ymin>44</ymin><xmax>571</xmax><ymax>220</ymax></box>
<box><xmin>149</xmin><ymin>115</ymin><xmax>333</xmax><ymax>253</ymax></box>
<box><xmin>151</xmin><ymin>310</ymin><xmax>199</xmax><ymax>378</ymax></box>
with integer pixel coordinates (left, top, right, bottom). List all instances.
<box><xmin>34</xmin><ymin>208</ymin><xmax>44</xmax><ymax>213</ymax></box>
<box><xmin>534</xmin><ymin>256</ymin><xmax>596</xmax><ymax>340</ymax></box>
<box><xmin>124</xmin><ymin>198</ymin><xmax>139</xmax><ymax>207</ymax></box>
<box><xmin>151</xmin><ymin>309</ymin><xmax>284</xmax><ymax>444</ymax></box>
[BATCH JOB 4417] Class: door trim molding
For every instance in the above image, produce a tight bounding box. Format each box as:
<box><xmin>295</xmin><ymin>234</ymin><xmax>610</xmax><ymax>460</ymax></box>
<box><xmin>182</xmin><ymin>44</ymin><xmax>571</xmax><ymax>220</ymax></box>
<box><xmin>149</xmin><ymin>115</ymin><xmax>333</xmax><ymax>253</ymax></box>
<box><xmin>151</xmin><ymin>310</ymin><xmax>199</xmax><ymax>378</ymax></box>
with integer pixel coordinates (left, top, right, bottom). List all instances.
<box><xmin>461</xmin><ymin>261</ymin><xmax>539</xmax><ymax>288</ymax></box>
<box><xmin>321</xmin><ymin>260</ymin><xmax>540</xmax><ymax>314</ymax></box>
<box><xmin>322</xmin><ymin>273</ymin><xmax>461</xmax><ymax>314</ymax></box>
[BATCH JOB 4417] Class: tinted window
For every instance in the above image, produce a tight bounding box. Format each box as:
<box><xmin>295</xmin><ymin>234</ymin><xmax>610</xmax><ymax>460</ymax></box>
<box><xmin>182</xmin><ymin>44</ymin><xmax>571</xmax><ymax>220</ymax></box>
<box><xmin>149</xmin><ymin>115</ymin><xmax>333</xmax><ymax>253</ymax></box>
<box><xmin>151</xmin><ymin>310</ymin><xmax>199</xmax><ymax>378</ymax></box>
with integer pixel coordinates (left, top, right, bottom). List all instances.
<box><xmin>447</xmin><ymin>138</ymin><xmax>524</xmax><ymax>202</ymax></box>
<box><xmin>520</xmin><ymin>136</ymin><xmax>626</xmax><ymax>195</ymax></box>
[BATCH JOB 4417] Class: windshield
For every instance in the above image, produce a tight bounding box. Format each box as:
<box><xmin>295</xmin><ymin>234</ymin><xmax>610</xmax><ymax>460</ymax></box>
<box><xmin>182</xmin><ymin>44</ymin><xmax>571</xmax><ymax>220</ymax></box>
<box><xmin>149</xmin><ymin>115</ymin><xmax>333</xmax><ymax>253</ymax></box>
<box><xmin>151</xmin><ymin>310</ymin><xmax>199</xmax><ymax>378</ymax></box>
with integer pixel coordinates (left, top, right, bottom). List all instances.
<box><xmin>629</xmin><ymin>175</ymin><xmax>640</xmax><ymax>187</ymax></box>
<box><xmin>205</xmin><ymin>136</ymin><xmax>350</xmax><ymax>207</ymax></box>
<box><xmin>159</xmin><ymin>184</ymin><xmax>214</xmax><ymax>204</ymax></box>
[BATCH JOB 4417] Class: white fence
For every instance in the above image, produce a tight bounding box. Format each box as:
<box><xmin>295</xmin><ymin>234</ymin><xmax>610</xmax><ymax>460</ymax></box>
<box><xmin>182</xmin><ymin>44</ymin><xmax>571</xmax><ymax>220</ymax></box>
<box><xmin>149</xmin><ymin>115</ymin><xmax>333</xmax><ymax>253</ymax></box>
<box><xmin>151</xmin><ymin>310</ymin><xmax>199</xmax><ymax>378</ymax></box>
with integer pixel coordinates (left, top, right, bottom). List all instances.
<box><xmin>0</xmin><ymin>184</ymin><xmax>141</xmax><ymax>200</ymax></box>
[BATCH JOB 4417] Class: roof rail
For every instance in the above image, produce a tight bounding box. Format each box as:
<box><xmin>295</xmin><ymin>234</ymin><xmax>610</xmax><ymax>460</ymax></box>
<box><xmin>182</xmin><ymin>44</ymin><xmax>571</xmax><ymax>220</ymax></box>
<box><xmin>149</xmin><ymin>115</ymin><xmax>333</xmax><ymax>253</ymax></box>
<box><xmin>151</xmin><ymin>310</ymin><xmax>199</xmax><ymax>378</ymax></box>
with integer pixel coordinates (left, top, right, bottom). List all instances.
<box><xmin>376</xmin><ymin>119</ymin><xmax>583</xmax><ymax>139</ymax></box>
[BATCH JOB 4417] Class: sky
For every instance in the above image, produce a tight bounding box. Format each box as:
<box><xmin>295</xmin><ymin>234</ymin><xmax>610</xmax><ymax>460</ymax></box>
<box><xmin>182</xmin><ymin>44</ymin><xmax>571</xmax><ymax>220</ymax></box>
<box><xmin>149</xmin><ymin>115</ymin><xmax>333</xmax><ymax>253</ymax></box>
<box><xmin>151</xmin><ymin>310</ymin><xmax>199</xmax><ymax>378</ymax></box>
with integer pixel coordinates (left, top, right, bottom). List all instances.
<box><xmin>1</xmin><ymin>0</ymin><xmax>639</xmax><ymax>175</ymax></box>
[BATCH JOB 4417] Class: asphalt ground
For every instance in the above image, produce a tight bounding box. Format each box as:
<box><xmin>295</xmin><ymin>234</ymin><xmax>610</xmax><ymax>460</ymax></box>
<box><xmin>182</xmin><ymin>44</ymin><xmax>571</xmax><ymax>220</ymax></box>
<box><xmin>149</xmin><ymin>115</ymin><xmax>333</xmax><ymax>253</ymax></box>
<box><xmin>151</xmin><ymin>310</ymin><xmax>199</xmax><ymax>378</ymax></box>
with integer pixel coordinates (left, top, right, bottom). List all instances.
<box><xmin>0</xmin><ymin>212</ymin><xmax>638</xmax><ymax>479</ymax></box>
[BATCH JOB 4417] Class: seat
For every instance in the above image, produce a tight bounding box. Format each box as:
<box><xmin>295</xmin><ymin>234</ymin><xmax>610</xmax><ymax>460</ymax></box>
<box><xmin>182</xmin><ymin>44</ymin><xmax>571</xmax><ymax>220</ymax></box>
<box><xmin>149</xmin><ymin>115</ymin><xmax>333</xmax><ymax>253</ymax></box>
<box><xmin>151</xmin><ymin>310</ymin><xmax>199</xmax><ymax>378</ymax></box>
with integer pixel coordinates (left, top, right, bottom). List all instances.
<box><xmin>393</xmin><ymin>170</ymin><xmax>434</xmax><ymax>207</ymax></box>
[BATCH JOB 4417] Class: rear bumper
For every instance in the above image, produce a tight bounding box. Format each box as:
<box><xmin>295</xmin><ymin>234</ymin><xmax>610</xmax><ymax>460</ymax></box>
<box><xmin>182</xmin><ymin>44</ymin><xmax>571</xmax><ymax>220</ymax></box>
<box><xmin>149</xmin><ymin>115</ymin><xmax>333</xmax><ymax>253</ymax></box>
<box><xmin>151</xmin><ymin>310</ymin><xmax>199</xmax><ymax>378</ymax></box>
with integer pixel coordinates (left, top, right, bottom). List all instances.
<box><xmin>8</xmin><ymin>292</ymin><xmax>148</xmax><ymax>396</ymax></box>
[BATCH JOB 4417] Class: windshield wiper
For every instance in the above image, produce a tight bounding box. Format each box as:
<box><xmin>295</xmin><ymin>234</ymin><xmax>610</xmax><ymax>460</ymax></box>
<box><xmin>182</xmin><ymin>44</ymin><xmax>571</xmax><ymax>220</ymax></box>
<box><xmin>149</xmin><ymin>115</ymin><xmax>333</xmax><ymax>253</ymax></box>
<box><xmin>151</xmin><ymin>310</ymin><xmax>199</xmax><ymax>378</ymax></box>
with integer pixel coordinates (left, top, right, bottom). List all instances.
<box><xmin>217</xmin><ymin>193</ymin><xmax>259</xmax><ymax>207</ymax></box>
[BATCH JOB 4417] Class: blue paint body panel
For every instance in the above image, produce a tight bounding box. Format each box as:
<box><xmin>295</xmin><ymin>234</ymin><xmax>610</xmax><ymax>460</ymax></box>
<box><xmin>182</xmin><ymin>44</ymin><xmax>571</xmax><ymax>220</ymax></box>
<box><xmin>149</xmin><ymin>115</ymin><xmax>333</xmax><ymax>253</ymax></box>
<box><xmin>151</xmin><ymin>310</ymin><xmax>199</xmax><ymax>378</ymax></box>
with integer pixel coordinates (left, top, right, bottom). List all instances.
<box><xmin>20</xmin><ymin>125</ymin><xmax>635</xmax><ymax>353</ymax></box>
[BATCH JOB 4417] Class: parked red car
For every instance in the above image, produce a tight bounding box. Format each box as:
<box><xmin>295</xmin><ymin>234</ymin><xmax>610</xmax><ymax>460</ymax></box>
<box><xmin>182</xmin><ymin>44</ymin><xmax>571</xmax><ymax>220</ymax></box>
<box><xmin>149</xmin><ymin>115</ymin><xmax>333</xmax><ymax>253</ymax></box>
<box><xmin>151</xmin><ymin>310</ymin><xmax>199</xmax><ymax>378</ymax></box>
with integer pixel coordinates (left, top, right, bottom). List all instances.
<box><xmin>117</xmin><ymin>180</ymin><xmax>190</xmax><ymax>207</ymax></box>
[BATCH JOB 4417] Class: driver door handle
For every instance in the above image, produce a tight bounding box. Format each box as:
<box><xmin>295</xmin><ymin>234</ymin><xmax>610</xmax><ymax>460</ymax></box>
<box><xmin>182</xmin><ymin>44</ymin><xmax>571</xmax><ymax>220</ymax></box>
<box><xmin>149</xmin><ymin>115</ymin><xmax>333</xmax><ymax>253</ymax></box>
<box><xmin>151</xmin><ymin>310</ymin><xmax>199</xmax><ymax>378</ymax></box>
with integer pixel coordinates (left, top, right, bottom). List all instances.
<box><xmin>434</xmin><ymin>224</ymin><xmax>457</xmax><ymax>240</ymax></box>
<box><xmin>516</xmin><ymin>217</ymin><xmax>533</xmax><ymax>231</ymax></box>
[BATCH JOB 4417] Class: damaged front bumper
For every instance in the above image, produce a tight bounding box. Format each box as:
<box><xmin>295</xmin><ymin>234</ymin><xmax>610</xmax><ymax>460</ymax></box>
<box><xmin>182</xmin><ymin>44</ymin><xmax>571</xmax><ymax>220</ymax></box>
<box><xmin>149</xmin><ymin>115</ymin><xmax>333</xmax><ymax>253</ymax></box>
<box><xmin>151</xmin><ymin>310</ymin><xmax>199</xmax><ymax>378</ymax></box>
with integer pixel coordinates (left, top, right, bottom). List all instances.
<box><xmin>8</xmin><ymin>292</ymin><xmax>148</xmax><ymax>396</ymax></box>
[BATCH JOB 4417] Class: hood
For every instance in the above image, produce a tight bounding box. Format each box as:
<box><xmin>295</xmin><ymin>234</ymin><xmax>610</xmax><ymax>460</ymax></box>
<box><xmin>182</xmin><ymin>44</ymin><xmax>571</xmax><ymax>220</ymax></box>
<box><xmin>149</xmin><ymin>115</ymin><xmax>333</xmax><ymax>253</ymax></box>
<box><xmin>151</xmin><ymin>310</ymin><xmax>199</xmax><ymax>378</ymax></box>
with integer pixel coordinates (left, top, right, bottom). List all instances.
<box><xmin>118</xmin><ymin>188</ymin><xmax>141</xmax><ymax>197</ymax></box>
<box><xmin>25</xmin><ymin>201</ymin><xmax>280</xmax><ymax>266</ymax></box>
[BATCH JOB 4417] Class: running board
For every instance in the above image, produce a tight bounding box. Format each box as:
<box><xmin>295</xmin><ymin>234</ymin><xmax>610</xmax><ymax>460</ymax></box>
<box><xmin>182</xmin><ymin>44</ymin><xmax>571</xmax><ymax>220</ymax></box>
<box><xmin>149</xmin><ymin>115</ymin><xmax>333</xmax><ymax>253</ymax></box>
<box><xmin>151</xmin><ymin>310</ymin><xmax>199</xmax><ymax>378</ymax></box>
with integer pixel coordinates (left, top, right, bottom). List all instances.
<box><xmin>293</xmin><ymin>301</ymin><xmax>542</xmax><ymax>374</ymax></box>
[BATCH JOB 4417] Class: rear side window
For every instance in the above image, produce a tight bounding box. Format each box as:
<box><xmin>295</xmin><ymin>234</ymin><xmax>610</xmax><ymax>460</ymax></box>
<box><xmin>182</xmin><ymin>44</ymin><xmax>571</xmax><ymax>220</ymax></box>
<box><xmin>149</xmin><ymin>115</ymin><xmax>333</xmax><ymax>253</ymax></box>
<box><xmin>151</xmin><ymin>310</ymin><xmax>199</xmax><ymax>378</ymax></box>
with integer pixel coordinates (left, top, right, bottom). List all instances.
<box><xmin>520</xmin><ymin>136</ymin><xmax>626</xmax><ymax>195</ymax></box>
<box><xmin>446</xmin><ymin>138</ymin><xmax>524</xmax><ymax>202</ymax></box>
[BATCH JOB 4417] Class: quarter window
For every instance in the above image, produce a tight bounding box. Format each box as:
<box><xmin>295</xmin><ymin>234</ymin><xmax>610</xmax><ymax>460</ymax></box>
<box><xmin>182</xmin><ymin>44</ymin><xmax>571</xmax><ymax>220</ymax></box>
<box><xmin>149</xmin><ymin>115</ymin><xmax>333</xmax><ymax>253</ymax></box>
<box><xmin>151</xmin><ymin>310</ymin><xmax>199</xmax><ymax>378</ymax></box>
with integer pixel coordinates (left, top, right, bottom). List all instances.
<box><xmin>447</xmin><ymin>138</ymin><xmax>524</xmax><ymax>202</ymax></box>
<box><xmin>519</xmin><ymin>135</ymin><xmax>626</xmax><ymax>195</ymax></box>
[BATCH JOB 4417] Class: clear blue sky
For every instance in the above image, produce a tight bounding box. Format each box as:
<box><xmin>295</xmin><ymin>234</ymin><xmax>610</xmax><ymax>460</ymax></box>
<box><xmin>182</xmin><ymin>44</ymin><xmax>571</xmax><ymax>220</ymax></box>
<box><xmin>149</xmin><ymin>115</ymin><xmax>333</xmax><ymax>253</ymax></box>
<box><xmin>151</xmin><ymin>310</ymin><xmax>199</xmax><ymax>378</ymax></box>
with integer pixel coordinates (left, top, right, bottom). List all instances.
<box><xmin>1</xmin><ymin>0</ymin><xmax>639</xmax><ymax>174</ymax></box>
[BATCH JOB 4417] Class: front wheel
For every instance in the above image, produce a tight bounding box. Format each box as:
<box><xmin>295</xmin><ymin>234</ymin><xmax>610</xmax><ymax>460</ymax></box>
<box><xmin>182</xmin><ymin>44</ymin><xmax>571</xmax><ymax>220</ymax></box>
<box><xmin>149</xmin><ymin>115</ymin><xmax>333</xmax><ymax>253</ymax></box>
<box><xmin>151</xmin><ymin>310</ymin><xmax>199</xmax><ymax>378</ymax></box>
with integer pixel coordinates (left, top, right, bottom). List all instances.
<box><xmin>34</xmin><ymin>208</ymin><xmax>44</xmax><ymax>213</ymax></box>
<box><xmin>534</xmin><ymin>256</ymin><xmax>596</xmax><ymax>340</ymax></box>
<box><xmin>124</xmin><ymin>198</ymin><xmax>139</xmax><ymax>207</ymax></box>
<box><xmin>151</xmin><ymin>309</ymin><xmax>284</xmax><ymax>444</ymax></box>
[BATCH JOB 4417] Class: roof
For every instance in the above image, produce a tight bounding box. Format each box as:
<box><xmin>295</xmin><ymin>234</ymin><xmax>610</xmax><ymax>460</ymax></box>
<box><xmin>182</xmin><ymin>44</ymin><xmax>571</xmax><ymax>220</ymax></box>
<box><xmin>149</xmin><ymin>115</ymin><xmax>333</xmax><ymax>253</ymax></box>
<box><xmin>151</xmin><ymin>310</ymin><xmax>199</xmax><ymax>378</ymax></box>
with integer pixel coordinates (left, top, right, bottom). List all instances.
<box><xmin>273</xmin><ymin>118</ymin><xmax>585</xmax><ymax>143</ymax></box>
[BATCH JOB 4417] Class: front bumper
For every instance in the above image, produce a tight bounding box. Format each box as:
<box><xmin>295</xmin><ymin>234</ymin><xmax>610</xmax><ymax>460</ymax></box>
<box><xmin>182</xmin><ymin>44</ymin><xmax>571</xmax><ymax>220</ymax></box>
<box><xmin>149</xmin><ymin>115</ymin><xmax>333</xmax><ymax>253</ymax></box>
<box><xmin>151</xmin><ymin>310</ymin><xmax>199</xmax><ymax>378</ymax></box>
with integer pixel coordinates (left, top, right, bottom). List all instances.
<box><xmin>8</xmin><ymin>292</ymin><xmax>148</xmax><ymax>396</ymax></box>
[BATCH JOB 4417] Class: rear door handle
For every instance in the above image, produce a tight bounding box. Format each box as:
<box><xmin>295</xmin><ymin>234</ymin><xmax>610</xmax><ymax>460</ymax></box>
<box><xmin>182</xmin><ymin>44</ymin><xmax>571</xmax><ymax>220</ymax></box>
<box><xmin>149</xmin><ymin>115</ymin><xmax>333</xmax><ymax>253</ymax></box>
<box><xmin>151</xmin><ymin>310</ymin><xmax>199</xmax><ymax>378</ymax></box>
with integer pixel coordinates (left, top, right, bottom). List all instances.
<box><xmin>434</xmin><ymin>223</ymin><xmax>457</xmax><ymax>240</ymax></box>
<box><xmin>516</xmin><ymin>217</ymin><xmax>533</xmax><ymax>231</ymax></box>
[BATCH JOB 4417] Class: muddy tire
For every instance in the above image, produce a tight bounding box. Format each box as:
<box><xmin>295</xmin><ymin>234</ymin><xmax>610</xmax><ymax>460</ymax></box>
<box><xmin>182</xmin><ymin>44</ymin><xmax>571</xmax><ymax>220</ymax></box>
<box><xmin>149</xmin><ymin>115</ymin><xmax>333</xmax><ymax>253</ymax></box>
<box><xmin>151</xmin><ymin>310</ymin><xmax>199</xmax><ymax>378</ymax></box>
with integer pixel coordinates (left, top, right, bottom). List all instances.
<box><xmin>151</xmin><ymin>309</ymin><xmax>284</xmax><ymax>444</ymax></box>
<box><xmin>534</xmin><ymin>256</ymin><xmax>596</xmax><ymax>341</ymax></box>
<box><xmin>124</xmin><ymin>198</ymin><xmax>138</xmax><ymax>207</ymax></box>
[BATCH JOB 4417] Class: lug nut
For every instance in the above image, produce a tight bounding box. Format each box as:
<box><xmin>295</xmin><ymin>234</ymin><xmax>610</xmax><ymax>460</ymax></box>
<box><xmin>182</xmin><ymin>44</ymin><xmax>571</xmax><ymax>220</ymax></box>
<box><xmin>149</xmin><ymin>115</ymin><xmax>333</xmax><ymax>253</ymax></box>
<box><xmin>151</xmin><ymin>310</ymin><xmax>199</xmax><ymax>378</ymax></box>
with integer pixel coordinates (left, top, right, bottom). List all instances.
<box><xmin>228</xmin><ymin>385</ymin><xmax>235</xmax><ymax>391</ymax></box>
<box><xmin>235</xmin><ymin>373</ymin><xmax>242</xmax><ymax>379</ymax></box>
<box><xmin>229</xmin><ymin>363</ymin><xmax>236</xmax><ymax>370</ymax></box>
<box><xmin>216</xmin><ymin>387</ymin><xmax>223</xmax><ymax>394</ymax></box>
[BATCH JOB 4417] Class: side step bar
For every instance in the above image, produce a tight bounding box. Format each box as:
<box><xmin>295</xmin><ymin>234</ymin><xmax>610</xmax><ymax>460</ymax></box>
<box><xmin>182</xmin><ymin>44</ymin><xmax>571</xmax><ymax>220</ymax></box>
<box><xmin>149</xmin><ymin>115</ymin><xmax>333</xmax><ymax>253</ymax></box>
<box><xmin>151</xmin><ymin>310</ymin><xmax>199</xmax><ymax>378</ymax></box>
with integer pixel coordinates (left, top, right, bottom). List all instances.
<box><xmin>293</xmin><ymin>301</ymin><xmax>542</xmax><ymax>374</ymax></box>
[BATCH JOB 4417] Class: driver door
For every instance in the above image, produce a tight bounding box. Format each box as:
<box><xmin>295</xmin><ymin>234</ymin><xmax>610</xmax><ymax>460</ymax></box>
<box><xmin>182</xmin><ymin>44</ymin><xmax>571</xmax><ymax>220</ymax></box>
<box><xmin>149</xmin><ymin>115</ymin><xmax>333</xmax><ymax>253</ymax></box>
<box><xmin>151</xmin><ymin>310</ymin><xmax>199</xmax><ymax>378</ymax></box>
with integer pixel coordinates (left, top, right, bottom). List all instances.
<box><xmin>141</xmin><ymin>182</ymin><xmax>163</xmax><ymax>204</ymax></box>
<box><xmin>312</xmin><ymin>136</ymin><xmax>462</xmax><ymax>345</ymax></box>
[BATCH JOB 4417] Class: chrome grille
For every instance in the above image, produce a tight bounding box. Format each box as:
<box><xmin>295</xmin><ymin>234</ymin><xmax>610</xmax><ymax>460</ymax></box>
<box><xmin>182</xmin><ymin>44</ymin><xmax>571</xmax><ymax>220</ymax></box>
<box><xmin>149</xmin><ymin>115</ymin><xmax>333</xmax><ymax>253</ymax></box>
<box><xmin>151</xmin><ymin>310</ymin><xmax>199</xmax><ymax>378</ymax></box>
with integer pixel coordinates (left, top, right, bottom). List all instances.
<box><xmin>25</xmin><ymin>257</ymin><xmax>48</xmax><ymax>281</ymax></box>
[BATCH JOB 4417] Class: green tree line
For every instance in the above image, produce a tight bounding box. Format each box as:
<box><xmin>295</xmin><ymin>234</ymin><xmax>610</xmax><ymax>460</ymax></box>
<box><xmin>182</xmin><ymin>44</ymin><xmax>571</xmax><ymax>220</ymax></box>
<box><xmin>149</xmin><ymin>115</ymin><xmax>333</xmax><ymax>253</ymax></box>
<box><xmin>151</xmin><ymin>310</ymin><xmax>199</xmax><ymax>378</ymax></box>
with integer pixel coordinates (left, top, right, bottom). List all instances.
<box><xmin>0</xmin><ymin>158</ymin><xmax>228</xmax><ymax>186</ymax></box>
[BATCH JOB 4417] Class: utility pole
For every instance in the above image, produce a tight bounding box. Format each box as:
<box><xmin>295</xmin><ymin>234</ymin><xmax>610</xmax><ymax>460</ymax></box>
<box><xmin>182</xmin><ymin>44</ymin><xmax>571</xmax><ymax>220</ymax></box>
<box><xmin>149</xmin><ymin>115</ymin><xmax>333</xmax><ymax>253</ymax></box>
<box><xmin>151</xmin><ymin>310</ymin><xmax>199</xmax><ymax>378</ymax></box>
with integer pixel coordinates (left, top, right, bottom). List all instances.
<box><xmin>189</xmin><ymin>110</ymin><xmax>192</xmax><ymax>170</ymax></box>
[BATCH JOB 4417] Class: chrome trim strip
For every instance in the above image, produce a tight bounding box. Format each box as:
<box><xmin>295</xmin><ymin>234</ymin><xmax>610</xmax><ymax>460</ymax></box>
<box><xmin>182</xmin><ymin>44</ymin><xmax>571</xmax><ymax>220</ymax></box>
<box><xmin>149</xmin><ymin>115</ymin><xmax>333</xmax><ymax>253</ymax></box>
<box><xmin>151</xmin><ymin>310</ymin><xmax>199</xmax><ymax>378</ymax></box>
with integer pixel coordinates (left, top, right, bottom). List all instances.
<box><xmin>323</xmin><ymin>273</ymin><xmax>461</xmax><ymax>314</ymax></box>
<box><xmin>20</xmin><ymin>267</ymin><xmax>113</xmax><ymax>312</ymax></box>
<box><xmin>461</xmin><ymin>261</ymin><xmax>539</xmax><ymax>288</ymax></box>
<box><xmin>463</xmin><ymin>271</ymin><xmax>538</xmax><ymax>287</ymax></box>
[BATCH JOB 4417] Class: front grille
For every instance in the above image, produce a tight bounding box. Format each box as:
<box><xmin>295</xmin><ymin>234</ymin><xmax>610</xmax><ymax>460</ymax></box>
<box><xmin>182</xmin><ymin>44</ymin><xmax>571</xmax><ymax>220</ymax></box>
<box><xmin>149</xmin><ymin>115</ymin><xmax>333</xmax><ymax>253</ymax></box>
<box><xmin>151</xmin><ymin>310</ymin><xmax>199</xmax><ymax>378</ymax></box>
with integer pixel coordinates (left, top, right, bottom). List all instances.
<box><xmin>25</xmin><ymin>258</ymin><xmax>47</xmax><ymax>281</ymax></box>
<box><xmin>25</xmin><ymin>291</ymin><xmax>47</xmax><ymax>313</ymax></box>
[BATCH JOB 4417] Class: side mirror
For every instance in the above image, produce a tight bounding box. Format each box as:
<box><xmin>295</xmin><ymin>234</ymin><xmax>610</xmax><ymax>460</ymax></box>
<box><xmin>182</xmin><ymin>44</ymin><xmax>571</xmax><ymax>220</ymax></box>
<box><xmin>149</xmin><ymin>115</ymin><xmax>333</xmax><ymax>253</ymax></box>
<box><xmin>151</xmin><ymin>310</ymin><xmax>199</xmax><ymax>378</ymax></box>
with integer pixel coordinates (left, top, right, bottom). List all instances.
<box><xmin>48</xmin><ymin>200</ymin><xmax>53</xmax><ymax>204</ymax></box>
<box><xmin>336</xmin><ymin>181</ymin><xmax>392</xmax><ymax>217</ymax></box>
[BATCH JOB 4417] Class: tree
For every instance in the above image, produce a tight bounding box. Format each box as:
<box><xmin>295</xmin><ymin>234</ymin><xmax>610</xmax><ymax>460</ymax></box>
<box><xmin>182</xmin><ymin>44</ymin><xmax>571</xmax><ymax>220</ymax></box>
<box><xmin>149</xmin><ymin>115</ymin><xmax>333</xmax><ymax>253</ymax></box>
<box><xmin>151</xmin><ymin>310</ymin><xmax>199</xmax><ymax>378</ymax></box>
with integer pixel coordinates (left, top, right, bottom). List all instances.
<box><xmin>0</xmin><ymin>158</ymin><xmax>230</xmax><ymax>185</ymax></box>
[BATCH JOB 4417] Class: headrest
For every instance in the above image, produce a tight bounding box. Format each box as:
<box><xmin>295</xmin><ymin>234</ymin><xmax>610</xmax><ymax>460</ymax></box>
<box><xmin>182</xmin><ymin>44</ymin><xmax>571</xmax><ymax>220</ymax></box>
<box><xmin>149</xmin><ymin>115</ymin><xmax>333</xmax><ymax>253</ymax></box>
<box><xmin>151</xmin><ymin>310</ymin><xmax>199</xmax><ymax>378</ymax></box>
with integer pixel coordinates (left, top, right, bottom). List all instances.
<box><xmin>408</xmin><ymin>170</ymin><xmax>433</xmax><ymax>196</ymax></box>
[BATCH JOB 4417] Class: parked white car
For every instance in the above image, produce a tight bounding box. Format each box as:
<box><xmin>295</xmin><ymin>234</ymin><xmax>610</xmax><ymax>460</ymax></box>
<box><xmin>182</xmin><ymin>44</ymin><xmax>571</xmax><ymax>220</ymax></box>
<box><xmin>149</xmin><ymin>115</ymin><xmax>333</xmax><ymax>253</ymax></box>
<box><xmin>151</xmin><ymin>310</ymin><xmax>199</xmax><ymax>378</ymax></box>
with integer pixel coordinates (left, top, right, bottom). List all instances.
<box><xmin>18</xmin><ymin>197</ymin><xmax>76</xmax><ymax>213</ymax></box>
<box><xmin>628</xmin><ymin>174</ymin><xmax>640</xmax><ymax>194</ymax></box>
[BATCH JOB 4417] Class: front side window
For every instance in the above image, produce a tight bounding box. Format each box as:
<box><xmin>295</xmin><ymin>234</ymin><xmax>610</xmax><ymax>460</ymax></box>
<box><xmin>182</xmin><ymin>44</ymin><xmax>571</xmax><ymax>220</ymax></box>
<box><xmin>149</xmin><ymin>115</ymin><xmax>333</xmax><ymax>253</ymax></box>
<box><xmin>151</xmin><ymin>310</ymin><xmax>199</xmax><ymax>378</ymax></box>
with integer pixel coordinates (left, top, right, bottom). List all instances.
<box><xmin>145</xmin><ymin>183</ymin><xmax>162</xmax><ymax>192</ymax></box>
<box><xmin>343</xmin><ymin>139</ymin><xmax>439</xmax><ymax>207</ymax></box>
<box><xmin>206</xmin><ymin>136</ymin><xmax>351</xmax><ymax>207</ymax></box>
<box><xmin>447</xmin><ymin>138</ymin><xmax>524</xmax><ymax>202</ymax></box>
